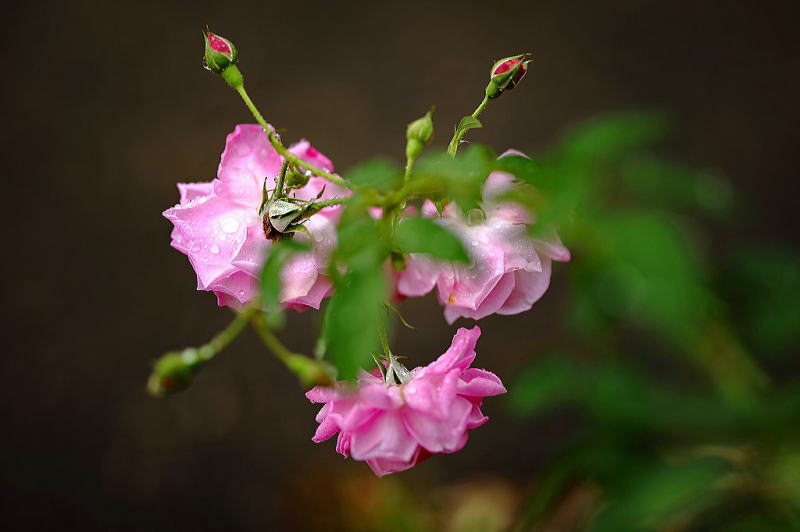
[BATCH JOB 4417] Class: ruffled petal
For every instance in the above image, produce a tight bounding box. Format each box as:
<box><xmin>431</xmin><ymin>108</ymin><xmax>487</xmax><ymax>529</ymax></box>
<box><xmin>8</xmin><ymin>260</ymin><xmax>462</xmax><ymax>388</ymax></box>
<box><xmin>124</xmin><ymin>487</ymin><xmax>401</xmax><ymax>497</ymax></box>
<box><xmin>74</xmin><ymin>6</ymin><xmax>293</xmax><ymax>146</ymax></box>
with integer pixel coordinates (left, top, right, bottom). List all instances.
<box><xmin>444</xmin><ymin>271</ymin><xmax>516</xmax><ymax>324</ymax></box>
<box><xmin>215</xmin><ymin>124</ymin><xmax>283</xmax><ymax>206</ymax></box>
<box><xmin>349</xmin><ymin>410</ymin><xmax>418</xmax><ymax>462</ymax></box>
<box><xmin>424</xmin><ymin>327</ymin><xmax>481</xmax><ymax>375</ymax></box>
<box><xmin>496</xmin><ymin>260</ymin><xmax>552</xmax><ymax>315</ymax></box>
<box><xmin>401</xmin><ymin>396</ymin><xmax>472</xmax><ymax>453</ymax></box>
<box><xmin>458</xmin><ymin>368</ymin><xmax>507</xmax><ymax>398</ymax></box>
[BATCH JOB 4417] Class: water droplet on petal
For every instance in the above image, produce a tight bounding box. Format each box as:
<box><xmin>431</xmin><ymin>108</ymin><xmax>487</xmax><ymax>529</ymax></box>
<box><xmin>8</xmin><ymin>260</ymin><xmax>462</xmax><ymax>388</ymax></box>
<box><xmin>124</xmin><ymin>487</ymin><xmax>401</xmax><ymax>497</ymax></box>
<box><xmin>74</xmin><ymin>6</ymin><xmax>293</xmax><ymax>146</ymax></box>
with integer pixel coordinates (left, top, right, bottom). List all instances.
<box><xmin>220</xmin><ymin>218</ymin><xmax>240</xmax><ymax>233</ymax></box>
<box><xmin>209</xmin><ymin>243</ymin><xmax>220</xmax><ymax>254</ymax></box>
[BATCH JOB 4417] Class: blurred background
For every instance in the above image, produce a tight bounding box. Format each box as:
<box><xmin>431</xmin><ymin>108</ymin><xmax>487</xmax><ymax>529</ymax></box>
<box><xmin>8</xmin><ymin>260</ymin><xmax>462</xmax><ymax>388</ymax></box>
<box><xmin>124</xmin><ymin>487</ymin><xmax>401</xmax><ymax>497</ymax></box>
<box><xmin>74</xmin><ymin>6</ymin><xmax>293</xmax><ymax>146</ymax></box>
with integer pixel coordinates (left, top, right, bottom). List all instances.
<box><xmin>3</xmin><ymin>0</ymin><xmax>799</xmax><ymax>530</ymax></box>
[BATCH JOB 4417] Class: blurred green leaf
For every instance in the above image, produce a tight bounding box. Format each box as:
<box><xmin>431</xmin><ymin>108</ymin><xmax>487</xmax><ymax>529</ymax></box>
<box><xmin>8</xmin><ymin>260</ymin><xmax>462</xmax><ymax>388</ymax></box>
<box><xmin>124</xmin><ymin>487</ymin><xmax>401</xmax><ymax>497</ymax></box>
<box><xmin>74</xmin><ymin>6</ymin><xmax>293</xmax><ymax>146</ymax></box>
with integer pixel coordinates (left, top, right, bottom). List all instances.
<box><xmin>560</xmin><ymin>111</ymin><xmax>666</xmax><ymax>162</ymax></box>
<box><xmin>323</xmin><ymin>267</ymin><xmax>387</xmax><ymax>380</ymax></box>
<box><xmin>620</xmin><ymin>155</ymin><xmax>733</xmax><ymax>217</ymax></box>
<box><xmin>323</xmin><ymin>201</ymin><xmax>388</xmax><ymax>379</ymax></box>
<box><xmin>594</xmin><ymin>458</ymin><xmax>726</xmax><ymax>531</ymax></box>
<box><xmin>346</xmin><ymin>158</ymin><xmax>403</xmax><ymax>193</ymax></box>
<box><xmin>412</xmin><ymin>145</ymin><xmax>495</xmax><ymax>211</ymax></box>
<box><xmin>393</xmin><ymin>217</ymin><xmax>469</xmax><ymax>263</ymax></box>
<box><xmin>725</xmin><ymin>245</ymin><xmax>800</xmax><ymax>356</ymax></box>
<box><xmin>507</xmin><ymin>355</ymin><xmax>578</xmax><ymax>416</ymax></box>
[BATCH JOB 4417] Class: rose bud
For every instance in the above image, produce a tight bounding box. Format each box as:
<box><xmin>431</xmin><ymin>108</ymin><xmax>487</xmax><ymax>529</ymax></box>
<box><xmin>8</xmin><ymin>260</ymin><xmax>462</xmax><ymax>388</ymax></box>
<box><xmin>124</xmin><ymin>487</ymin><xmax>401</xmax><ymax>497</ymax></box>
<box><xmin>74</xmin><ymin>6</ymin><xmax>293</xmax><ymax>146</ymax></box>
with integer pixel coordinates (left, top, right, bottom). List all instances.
<box><xmin>406</xmin><ymin>108</ymin><xmax>435</xmax><ymax>162</ymax></box>
<box><xmin>203</xmin><ymin>26</ymin><xmax>238</xmax><ymax>73</ymax></box>
<box><xmin>486</xmin><ymin>54</ymin><xmax>531</xmax><ymax>99</ymax></box>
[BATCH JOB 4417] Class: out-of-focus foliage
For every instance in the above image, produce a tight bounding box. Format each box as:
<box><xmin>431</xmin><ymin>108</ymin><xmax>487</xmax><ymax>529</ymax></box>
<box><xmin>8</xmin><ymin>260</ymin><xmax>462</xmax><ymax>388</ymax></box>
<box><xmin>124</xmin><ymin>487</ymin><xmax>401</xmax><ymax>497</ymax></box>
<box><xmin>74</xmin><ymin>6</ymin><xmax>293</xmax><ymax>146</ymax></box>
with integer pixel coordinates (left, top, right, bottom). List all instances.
<box><xmin>501</xmin><ymin>112</ymin><xmax>800</xmax><ymax>530</ymax></box>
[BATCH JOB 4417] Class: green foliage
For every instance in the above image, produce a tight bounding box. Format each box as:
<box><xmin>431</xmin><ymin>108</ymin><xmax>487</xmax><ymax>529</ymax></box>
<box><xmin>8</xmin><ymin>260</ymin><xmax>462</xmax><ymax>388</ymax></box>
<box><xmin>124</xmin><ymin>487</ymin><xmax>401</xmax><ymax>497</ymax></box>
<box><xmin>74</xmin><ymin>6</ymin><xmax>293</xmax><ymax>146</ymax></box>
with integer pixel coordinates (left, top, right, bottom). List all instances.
<box><xmin>455</xmin><ymin>115</ymin><xmax>483</xmax><ymax>136</ymax></box>
<box><xmin>393</xmin><ymin>217</ymin><xmax>469</xmax><ymax>263</ymax></box>
<box><xmin>724</xmin><ymin>245</ymin><xmax>800</xmax><ymax>356</ymax></box>
<box><xmin>322</xmin><ymin>199</ymin><xmax>388</xmax><ymax>380</ymax></box>
<box><xmin>503</xmin><ymin>112</ymin><xmax>800</xmax><ymax>530</ymax></box>
<box><xmin>346</xmin><ymin>158</ymin><xmax>403</xmax><ymax>193</ymax></box>
<box><xmin>411</xmin><ymin>145</ymin><xmax>495</xmax><ymax>212</ymax></box>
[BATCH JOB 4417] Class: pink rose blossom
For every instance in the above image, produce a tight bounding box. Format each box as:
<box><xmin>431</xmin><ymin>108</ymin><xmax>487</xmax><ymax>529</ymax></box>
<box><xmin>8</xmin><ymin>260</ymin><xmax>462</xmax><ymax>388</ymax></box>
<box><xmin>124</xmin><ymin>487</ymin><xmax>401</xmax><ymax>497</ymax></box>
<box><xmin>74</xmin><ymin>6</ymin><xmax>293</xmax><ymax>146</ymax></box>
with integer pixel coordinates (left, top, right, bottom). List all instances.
<box><xmin>396</xmin><ymin>150</ymin><xmax>570</xmax><ymax>324</ymax></box>
<box><xmin>306</xmin><ymin>326</ymin><xmax>505</xmax><ymax>477</ymax></box>
<box><xmin>164</xmin><ymin>124</ymin><xmax>348</xmax><ymax>310</ymax></box>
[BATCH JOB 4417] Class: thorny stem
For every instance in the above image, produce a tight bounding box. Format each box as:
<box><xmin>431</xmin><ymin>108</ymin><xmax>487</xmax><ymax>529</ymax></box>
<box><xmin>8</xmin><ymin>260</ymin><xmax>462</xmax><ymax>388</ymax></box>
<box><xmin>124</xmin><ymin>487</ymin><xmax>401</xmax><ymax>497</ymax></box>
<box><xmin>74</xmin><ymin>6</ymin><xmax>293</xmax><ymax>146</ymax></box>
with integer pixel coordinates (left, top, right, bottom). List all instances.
<box><xmin>447</xmin><ymin>95</ymin><xmax>491</xmax><ymax>157</ymax></box>
<box><xmin>234</xmin><ymin>85</ymin><xmax>354</xmax><ymax>191</ymax></box>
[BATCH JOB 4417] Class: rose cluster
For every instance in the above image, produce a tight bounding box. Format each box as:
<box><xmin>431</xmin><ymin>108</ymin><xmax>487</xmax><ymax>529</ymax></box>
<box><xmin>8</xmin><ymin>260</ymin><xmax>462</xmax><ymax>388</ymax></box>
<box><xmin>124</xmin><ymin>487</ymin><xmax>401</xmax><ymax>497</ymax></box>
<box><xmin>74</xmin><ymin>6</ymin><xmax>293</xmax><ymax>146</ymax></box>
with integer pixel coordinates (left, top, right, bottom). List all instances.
<box><xmin>164</xmin><ymin>123</ymin><xmax>568</xmax><ymax>475</ymax></box>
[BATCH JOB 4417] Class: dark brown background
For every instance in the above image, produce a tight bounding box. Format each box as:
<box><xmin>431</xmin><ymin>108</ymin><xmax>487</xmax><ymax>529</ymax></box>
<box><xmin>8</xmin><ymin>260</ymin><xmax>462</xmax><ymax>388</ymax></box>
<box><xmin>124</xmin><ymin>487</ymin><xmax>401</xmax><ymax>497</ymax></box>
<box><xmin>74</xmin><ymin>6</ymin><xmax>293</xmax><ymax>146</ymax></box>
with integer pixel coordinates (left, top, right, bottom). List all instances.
<box><xmin>2</xmin><ymin>0</ymin><xmax>798</xmax><ymax>530</ymax></box>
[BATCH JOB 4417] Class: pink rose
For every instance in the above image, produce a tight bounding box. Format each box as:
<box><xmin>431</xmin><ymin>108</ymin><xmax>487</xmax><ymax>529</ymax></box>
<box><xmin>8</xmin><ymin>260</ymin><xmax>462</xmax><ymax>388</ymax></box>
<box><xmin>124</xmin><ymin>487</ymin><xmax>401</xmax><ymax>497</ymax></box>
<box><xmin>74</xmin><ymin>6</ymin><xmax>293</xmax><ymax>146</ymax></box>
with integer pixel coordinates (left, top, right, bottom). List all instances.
<box><xmin>396</xmin><ymin>150</ymin><xmax>570</xmax><ymax>324</ymax></box>
<box><xmin>306</xmin><ymin>326</ymin><xmax>505</xmax><ymax>477</ymax></box>
<box><xmin>163</xmin><ymin>124</ymin><xmax>348</xmax><ymax>310</ymax></box>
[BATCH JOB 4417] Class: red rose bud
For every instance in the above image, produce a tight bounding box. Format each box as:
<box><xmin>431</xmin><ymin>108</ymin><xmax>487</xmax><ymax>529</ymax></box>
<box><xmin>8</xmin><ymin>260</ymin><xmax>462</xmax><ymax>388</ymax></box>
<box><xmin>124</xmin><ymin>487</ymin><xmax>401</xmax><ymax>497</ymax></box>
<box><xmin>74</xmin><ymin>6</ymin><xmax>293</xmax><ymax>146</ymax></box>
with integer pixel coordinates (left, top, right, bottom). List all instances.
<box><xmin>486</xmin><ymin>54</ymin><xmax>531</xmax><ymax>99</ymax></box>
<box><xmin>203</xmin><ymin>26</ymin><xmax>239</xmax><ymax>74</ymax></box>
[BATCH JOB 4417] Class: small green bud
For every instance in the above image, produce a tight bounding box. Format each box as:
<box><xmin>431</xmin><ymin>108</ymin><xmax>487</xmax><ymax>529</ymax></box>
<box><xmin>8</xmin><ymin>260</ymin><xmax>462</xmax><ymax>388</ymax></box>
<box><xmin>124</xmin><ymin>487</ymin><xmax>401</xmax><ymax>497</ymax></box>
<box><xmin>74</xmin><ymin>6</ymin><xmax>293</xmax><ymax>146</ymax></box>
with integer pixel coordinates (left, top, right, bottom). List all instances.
<box><xmin>406</xmin><ymin>109</ymin><xmax>435</xmax><ymax>161</ymax></box>
<box><xmin>285</xmin><ymin>169</ymin><xmax>310</xmax><ymax>189</ymax></box>
<box><xmin>202</xmin><ymin>26</ymin><xmax>238</xmax><ymax>74</ymax></box>
<box><xmin>486</xmin><ymin>54</ymin><xmax>531</xmax><ymax>99</ymax></box>
<box><xmin>147</xmin><ymin>349</ymin><xmax>198</xmax><ymax>396</ymax></box>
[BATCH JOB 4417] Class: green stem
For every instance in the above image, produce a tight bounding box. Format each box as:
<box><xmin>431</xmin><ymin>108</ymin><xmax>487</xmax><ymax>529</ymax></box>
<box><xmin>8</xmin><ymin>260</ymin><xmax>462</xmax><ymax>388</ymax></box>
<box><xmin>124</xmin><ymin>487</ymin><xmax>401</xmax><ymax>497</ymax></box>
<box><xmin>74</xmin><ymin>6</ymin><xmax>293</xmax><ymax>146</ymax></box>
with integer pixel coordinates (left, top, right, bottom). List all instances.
<box><xmin>249</xmin><ymin>311</ymin><xmax>297</xmax><ymax>365</ymax></box>
<box><xmin>312</xmin><ymin>197</ymin><xmax>350</xmax><ymax>209</ymax></box>
<box><xmin>404</xmin><ymin>158</ymin><xmax>415</xmax><ymax>182</ymax></box>
<box><xmin>147</xmin><ymin>306</ymin><xmax>257</xmax><ymax>396</ymax></box>
<box><xmin>192</xmin><ymin>307</ymin><xmax>257</xmax><ymax>367</ymax></box>
<box><xmin>447</xmin><ymin>95</ymin><xmax>491</xmax><ymax>157</ymax></box>
<box><xmin>234</xmin><ymin>85</ymin><xmax>354</xmax><ymax>190</ymax></box>
<box><xmin>274</xmin><ymin>160</ymin><xmax>290</xmax><ymax>198</ymax></box>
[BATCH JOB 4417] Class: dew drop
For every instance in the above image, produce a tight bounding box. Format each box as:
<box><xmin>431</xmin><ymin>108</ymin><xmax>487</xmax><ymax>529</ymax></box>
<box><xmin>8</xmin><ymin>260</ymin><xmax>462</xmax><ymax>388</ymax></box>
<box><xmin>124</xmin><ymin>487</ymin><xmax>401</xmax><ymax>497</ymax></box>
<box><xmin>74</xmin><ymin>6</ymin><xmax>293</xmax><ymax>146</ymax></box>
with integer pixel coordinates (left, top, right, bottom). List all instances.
<box><xmin>209</xmin><ymin>243</ymin><xmax>220</xmax><ymax>254</ymax></box>
<box><xmin>220</xmin><ymin>218</ymin><xmax>240</xmax><ymax>233</ymax></box>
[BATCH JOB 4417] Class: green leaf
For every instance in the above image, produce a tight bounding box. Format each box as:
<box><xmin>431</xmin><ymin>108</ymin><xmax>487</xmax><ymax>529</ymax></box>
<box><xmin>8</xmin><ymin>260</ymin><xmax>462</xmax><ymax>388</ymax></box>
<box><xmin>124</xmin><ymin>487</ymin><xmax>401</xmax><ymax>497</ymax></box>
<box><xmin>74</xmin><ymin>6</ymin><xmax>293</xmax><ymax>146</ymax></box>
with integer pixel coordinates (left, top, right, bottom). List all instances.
<box><xmin>323</xmin><ymin>268</ymin><xmax>387</xmax><ymax>380</ymax></box>
<box><xmin>493</xmin><ymin>155</ymin><xmax>542</xmax><ymax>186</ymax></box>
<box><xmin>322</xmin><ymin>200</ymin><xmax>389</xmax><ymax>380</ymax></box>
<box><xmin>393</xmin><ymin>217</ymin><xmax>469</xmax><ymax>263</ymax></box>
<box><xmin>455</xmin><ymin>115</ymin><xmax>483</xmax><ymax>135</ymax></box>
<box><xmin>507</xmin><ymin>355</ymin><xmax>578</xmax><ymax>416</ymax></box>
<box><xmin>345</xmin><ymin>158</ymin><xmax>403</xmax><ymax>193</ymax></box>
<box><xmin>412</xmin><ymin>145</ymin><xmax>495</xmax><ymax>211</ymax></box>
<box><xmin>561</xmin><ymin>111</ymin><xmax>667</xmax><ymax>161</ymax></box>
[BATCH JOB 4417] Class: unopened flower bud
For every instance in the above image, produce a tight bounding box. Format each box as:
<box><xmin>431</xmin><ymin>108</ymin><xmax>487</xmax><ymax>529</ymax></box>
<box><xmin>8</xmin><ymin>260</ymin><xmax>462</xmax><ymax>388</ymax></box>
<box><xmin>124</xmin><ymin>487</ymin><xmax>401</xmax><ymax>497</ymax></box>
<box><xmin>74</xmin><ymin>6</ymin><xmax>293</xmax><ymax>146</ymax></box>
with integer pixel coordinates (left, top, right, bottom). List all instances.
<box><xmin>147</xmin><ymin>349</ymin><xmax>198</xmax><ymax>396</ymax></box>
<box><xmin>203</xmin><ymin>26</ymin><xmax>238</xmax><ymax>73</ymax></box>
<box><xmin>486</xmin><ymin>54</ymin><xmax>531</xmax><ymax>99</ymax></box>
<box><xmin>202</xmin><ymin>26</ymin><xmax>243</xmax><ymax>89</ymax></box>
<box><xmin>406</xmin><ymin>109</ymin><xmax>435</xmax><ymax>161</ymax></box>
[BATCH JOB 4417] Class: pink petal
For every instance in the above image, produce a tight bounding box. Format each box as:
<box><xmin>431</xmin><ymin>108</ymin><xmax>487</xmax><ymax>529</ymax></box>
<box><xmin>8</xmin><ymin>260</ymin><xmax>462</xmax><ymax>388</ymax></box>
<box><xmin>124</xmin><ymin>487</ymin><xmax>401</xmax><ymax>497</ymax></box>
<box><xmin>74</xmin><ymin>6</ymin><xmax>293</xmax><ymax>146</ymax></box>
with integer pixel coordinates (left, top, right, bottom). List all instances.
<box><xmin>458</xmin><ymin>368</ymin><xmax>507</xmax><ymax>398</ymax></box>
<box><xmin>216</xmin><ymin>124</ymin><xmax>283</xmax><ymax>206</ymax></box>
<box><xmin>496</xmin><ymin>260</ymin><xmax>552</xmax><ymax>315</ymax></box>
<box><xmin>288</xmin><ymin>139</ymin><xmax>334</xmax><ymax>172</ymax></box>
<box><xmin>365</xmin><ymin>446</ymin><xmax>429</xmax><ymax>477</ymax></box>
<box><xmin>425</xmin><ymin>327</ymin><xmax>481</xmax><ymax>375</ymax></box>
<box><xmin>312</xmin><ymin>415</ymin><xmax>340</xmax><ymax>443</ymax></box>
<box><xmin>396</xmin><ymin>254</ymin><xmax>439</xmax><ymax>297</ymax></box>
<box><xmin>208</xmin><ymin>270</ymin><xmax>259</xmax><ymax>306</ymax></box>
<box><xmin>349</xmin><ymin>410</ymin><xmax>418</xmax><ymax>462</ymax></box>
<box><xmin>401</xmin><ymin>396</ymin><xmax>472</xmax><ymax>453</ymax></box>
<box><xmin>444</xmin><ymin>271</ymin><xmax>516</xmax><ymax>324</ymax></box>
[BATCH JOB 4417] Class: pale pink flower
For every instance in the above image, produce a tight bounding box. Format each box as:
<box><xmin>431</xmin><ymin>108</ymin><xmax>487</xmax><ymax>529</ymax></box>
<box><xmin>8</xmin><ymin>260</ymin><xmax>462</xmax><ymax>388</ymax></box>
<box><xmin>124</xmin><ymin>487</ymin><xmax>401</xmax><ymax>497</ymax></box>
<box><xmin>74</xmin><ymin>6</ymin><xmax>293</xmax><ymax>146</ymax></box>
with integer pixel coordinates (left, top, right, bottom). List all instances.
<box><xmin>164</xmin><ymin>124</ymin><xmax>348</xmax><ymax>310</ymax></box>
<box><xmin>306</xmin><ymin>326</ymin><xmax>505</xmax><ymax>477</ymax></box>
<box><xmin>396</xmin><ymin>150</ymin><xmax>570</xmax><ymax>324</ymax></box>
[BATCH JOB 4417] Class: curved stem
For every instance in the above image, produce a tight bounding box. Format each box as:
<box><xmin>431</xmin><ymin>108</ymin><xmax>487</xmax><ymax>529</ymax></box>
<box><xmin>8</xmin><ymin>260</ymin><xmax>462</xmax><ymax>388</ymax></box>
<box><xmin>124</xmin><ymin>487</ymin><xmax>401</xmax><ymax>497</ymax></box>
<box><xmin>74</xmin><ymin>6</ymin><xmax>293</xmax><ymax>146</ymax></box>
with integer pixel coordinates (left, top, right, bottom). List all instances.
<box><xmin>249</xmin><ymin>311</ymin><xmax>297</xmax><ymax>365</ymax></box>
<box><xmin>195</xmin><ymin>306</ymin><xmax>257</xmax><ymax>364</ymax></box>
<box><xmin>234</xmin><ymin>85</ymin><xmax>354</xmax><ymax>190</ymax></box>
